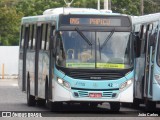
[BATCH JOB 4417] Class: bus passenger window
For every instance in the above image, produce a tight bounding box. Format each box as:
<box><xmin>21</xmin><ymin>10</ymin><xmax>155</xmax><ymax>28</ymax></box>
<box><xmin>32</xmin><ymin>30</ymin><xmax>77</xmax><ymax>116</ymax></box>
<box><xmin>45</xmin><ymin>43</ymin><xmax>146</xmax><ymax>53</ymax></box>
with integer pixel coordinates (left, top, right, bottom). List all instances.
<box><xmin>25</xmin><ymin>26</ymin><xmax>30</xmax><ymax>49</ymax></box>
<box><xmin>32</xmin><ymin>25</ymin><xmax>37</xmax><ymax>50</ymax></box>
<box><xmin>20</xmin><ymin>25</ymin><xmax>25</xmax><ymax>48</ymax></box>
<box><xmin>46</xmin><ymin>24</ymin><xmax>51</xmax><ymax>50</ymax></box>
<box><xmin>29</xmin><ymin>25</ymin><xmax>34</xmax><ymax>49</ymax></box>
<box><xmin>41</xmin><ymin>24</ymin><xmax>47</xmax><ymax>50</ymax></box>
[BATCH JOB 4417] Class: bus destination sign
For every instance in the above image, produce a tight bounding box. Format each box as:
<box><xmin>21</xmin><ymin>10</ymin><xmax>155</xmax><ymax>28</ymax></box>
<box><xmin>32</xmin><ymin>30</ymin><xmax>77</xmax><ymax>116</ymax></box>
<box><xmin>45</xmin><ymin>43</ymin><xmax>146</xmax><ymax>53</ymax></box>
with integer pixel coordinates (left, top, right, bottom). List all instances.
<box><xmin>70</xmin><ymin>18</ymin><xmax>114</xmax><ymax>26</ymax></box>
<box><xmin>69</xmin><ymin>18</ymin><xmax>121</xmax><ymax>26</ymax></box>
<box><xmin>59</xmin><ymin>15</ymin><xmax>131</xmax><ymax>27</ymax></box>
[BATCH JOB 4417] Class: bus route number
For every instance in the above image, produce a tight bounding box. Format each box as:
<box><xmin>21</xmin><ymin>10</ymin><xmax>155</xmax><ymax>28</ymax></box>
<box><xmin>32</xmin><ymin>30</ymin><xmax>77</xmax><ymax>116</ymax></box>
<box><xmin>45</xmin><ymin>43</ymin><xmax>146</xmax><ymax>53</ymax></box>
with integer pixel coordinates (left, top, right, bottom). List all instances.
<box><xmin>70</xmin><ymin>18</ymin><xmax>79</xmax><ymax>25</ymax></box>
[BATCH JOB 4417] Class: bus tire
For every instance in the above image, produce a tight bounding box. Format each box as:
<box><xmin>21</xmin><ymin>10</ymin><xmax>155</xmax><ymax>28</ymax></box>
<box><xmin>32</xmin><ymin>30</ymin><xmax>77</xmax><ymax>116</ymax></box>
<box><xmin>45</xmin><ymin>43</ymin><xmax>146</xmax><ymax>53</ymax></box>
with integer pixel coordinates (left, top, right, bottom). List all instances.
<box><xmin>121</xmin><ymin>103</ymin><xmax>131</xmax><ymax>107</ymax></box>
<box><xmin>37</xmin><ymin>99</ymin><xmax>46</xmax><ymax>106</ymax></box>
<box><xmin>50</xmin><ymin>102</ymin><xmax>63</xmax><ymax>112</ymax></box>
<box><xmin>145</xmin><ymin>100</ymin><xmax>156</xmax><ymax>111</ymax></box>
<box><xmin>110</xmin><ymin>102</ymin><xmax>120</xmax><ymax>112</ymax></box>
<box><xmin>90</xmin><ymin>103</ymin><xmax>99</xmax><ymax>108</ymax></box>
<box><xmin>132</xmin><ymin>98</ymin><xmax>140</xmax><ymax>108</ymax></box>
<box><xmin>27</xmin><ymin>73</ymin><xmax>36</xmax><ymax>106</ymax></box>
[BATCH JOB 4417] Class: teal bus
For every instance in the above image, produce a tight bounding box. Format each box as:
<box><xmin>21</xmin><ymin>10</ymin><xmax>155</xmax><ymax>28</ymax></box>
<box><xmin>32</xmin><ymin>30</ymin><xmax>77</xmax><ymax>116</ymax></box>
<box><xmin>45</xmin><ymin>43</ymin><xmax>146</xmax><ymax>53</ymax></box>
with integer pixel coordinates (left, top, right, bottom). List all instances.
<box><xmin>18</xmin><ymin>7</ymin><xmax>134</xmax><ymax>111</ymax></box>
<box><xmin>132</xmin><ymin>13</ymin><xmax>160</xmax><ymax>110</ymax></box>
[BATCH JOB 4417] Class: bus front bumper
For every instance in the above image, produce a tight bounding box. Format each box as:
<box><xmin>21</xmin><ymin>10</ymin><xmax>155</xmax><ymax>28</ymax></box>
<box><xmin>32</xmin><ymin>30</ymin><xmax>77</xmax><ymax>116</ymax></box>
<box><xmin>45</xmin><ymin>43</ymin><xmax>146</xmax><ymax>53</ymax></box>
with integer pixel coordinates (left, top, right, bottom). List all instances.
<box><xmin>52</xmin><ymin>82</ymin><xmax>133</xmax><ymax>103</ymax></box>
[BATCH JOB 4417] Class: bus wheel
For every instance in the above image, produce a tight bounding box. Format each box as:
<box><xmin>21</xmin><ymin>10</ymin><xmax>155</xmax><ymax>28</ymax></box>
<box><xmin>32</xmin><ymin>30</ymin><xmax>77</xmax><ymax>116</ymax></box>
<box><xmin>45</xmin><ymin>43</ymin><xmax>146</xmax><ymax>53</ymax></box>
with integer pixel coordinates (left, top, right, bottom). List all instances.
<box><xmin>27</xmin><ymin>74</ymin><xmax>36</xmax><ymax>106</ymax></box>
<box><xmin>90</xmin><ymin>103</ymin><xmax>99</xmax><ymax>108</ymax></box>
<box><xmin>37</xmin><ymin>99</ymin><xmax>46</xmax><ymax>106</ymax></box>
<box><xmin>121</xmin><ymin>103</ymin><xmax>131</xmax><ymax>107</ymax></box>
<box><xmin>80</xmin><ymin>102</ymin><xmax>89</xmax><ymax>107</ymax></box>
<box><xmin>110</xmin><ymin>102</ymin><xmax>120</xmax><ymax>112</ymax></box>
<box><xmin>50</xmin><ymin>102</ymin><xmax>63</xmax><ymax>112</ymax></box>
<box><xmin>145</xmin><ymin>101</ymin><xmax>156</xmax><ymax>111</ymax></box>
<box><xmin>132</xmin><ymin>98</ymin><xmax>140</xmax><ymax>108</ymax></box>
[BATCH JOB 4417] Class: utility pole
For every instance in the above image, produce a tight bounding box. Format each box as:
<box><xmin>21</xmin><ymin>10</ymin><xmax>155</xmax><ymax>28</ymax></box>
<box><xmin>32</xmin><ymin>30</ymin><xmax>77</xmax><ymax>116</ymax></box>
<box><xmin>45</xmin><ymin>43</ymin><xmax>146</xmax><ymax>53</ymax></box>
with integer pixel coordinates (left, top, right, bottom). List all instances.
<box><xmin>97</xmin><ymin>0</ymin><xmax>100</xmax><ymax>10</ymax></box>
<box><xmin>141</xmin><ymin>0</ymin><xmax>144</xmax><ymax>15</ymax></box>
<box><xmin>104</xmin><ymin>0</ymin><xmax>108</xmax><ymax>10</ymax></box>
<box><xmin>104</xmin><ymin>0</ymin><xmax>111</xmax><ymax>10</ymax></box>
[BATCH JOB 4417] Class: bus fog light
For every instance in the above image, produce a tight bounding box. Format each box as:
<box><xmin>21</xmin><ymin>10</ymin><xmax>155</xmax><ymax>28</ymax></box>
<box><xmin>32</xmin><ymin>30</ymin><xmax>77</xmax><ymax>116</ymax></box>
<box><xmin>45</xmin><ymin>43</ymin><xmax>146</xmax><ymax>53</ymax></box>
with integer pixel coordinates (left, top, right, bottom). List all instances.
<box><xmin>64</xmin><ymin>81</ymin><xmax>70</xmax><ymax>89</ymax></box>
<box><xmin>120</xmin><ymin>82</ymin><xmax>127</xmax><ymax>89</ymax></box>
<box><xmin>120</xmin><ymin>79</ymin><xmax>133</xmax><ymax>90</ymax></box>
<box><xmin>155</xmin><ymin>74</ymin><xmax>160</xmax><ymax>85</ymax></box>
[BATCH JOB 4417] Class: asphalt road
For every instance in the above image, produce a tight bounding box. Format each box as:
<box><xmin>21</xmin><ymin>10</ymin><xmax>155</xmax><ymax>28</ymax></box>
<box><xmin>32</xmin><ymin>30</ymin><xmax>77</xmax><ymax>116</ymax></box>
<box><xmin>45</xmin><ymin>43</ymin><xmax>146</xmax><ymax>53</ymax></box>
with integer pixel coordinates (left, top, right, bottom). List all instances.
<box><xmin>0</xmin><ymin>79</ymin><xmax>159</xmax><ymax>120</ymax></box>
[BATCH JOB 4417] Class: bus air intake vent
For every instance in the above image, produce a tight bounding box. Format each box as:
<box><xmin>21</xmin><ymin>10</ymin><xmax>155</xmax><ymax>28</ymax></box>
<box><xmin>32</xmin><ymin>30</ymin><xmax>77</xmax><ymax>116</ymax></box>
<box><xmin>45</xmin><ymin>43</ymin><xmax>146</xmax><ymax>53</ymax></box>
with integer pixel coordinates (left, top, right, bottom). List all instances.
<box><xmin>68</xmin><ymin>71</ymin><xmax>123</xmax><ymax>80</ymax></box>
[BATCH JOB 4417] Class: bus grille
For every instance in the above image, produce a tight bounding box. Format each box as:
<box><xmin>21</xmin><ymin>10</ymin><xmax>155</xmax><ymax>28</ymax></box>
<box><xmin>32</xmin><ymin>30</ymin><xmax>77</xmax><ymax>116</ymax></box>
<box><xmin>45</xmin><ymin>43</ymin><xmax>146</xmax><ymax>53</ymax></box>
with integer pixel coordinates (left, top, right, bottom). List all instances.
<box><xmin>68</xmin><ymin>71</ymin><xmax>123</xmax><ymax>80</ymax></box>
<box><xmin>77</xmin><ymin>91</ymin><xmax>113</xmax><ymax>98</ymax></box>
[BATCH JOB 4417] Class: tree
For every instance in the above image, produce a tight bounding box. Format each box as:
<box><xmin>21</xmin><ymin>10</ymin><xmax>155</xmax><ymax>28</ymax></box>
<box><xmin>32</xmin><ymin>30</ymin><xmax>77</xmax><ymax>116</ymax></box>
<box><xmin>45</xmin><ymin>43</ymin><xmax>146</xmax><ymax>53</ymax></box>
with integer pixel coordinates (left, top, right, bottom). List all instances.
<box><xmin>0</xmin><ymin>0</ymin><xmax>160</xmax><ymax>45</ymax></box>
<box><xmin>0</xmin><ymin>0</ymin><xmax>23</xmax><ymax>45</ymax></box>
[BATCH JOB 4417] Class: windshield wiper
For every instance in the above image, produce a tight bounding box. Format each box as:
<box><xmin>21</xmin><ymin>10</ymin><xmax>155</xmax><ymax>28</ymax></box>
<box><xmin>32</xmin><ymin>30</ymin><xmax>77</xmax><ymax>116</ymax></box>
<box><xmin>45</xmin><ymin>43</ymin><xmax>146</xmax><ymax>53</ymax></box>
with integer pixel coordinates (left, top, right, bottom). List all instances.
<box><xmin>100</xmin><ymin>29</ymin><xmax>115</xmax><ymax>50</ymax></box>
<box><xmin>75</xmin><ymin>27</ymin><xmax>92</xmax><ymax>46</ymax></box>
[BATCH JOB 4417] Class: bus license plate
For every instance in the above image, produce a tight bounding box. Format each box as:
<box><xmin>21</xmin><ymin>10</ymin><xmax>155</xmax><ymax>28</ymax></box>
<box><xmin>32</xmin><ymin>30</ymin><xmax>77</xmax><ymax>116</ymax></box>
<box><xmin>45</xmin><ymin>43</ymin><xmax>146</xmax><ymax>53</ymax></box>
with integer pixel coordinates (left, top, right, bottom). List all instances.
<box><xmin>89</xmin><ymin>93</ymin><xmax>102</xmax><ymax>98</ymax></box>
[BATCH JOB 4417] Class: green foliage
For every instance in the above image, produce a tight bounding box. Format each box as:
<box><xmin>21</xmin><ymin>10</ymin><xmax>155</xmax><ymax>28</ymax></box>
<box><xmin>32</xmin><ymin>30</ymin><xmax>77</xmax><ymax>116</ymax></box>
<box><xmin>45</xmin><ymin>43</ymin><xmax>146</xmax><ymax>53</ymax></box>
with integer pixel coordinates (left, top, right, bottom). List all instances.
<box><xmin>0</xmin><ymin>0</ymin><xmax>159</xmax><ymax>45</ymax></box>
<box><xmin>0</xmin><ymin>0</ymin><xmax>23</xmax><ymax>45</ymax></box>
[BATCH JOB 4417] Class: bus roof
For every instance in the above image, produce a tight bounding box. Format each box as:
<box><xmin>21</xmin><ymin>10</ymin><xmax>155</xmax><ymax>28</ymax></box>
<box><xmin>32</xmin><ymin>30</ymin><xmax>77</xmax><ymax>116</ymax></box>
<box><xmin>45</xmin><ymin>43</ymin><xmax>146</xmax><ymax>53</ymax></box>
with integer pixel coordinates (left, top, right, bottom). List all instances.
<box><xmin>21</xmin><ymin>7</ymin><xmax>130</xmax><ymax>24</ymax></box>
<box><xmin>132</xmin><ymin>13</ymin><xmax>160</xmax><ymax>25</ymax></box>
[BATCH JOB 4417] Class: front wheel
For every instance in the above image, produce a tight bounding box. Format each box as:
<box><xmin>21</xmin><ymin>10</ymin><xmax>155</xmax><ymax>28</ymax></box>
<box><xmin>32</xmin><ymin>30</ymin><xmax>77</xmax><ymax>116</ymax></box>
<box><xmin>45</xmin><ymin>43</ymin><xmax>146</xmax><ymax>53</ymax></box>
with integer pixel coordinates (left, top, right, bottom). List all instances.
<box><xmin>49</xmin><ymin>102</ymin><xmax>63</xmax><ymax>112</ymax></box>
<box><xmin>110</xmin><ymin>102</ymin><xmax>120</xmax><ymax>112</ymax></box>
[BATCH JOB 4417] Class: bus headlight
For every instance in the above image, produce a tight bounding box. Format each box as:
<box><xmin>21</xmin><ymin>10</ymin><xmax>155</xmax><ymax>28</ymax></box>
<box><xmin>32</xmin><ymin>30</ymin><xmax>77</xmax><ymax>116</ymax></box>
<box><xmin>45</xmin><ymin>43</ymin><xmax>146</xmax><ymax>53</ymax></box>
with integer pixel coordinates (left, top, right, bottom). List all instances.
<box><xmin>120</xmin><ymin>79</ymin><xmax>133</xmax><ymax>91</ymax></box>
<box><xmin>155</xmin><ymin>74</ymin><xmax>160</xmax><ymax>85</ymax></box>
<box><xmin>57</xmin><ymin>78</ymin><xmax>71</xmax><ymax>89</ymax></box>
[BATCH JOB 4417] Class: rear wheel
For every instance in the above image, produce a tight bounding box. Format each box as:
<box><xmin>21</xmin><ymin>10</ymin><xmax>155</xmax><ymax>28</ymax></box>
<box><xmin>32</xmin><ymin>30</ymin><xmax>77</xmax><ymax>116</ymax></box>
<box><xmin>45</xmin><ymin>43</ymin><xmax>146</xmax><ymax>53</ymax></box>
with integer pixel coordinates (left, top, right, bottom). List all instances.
<box><xmin>110</xmin><ymin>102</ymin><xmax>120</xmax><ymax>112</ymax></box>
<box><xmin>37</xmin><ymin>99</ymin><xmax>46</xmax><ymax>106</ymax></box>
<box><xmin>27</xmin><ymin>74</ymin><xmax>36</xmax><ymax>106</ymax></box>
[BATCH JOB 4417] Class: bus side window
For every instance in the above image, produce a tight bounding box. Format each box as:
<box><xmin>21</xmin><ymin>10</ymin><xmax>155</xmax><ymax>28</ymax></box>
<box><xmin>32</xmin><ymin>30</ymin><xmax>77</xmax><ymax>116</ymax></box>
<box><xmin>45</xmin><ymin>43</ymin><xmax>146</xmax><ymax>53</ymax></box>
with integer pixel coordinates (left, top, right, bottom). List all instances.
<box><xmin>46</xmin><ymin>24</ymin><xmax>51</xmax><ymax>50</ymax></box>
<box><xmin>20</xmin><ymin>25</ymin><xmax>25</xmax><ymax>49</ymax></box>
<box><xmin>140</xmin><ymin>25</ymin><xmax>147</xmax><ymax>54</ymax></box>
<box><xmin>29</xmin><ymin>25</ymin><xmax>34</xmax><ymax>49</ymax></box>
<box><xmin>32</xmin><ymin>24</ymin><xmax>37</xmax><ymax>50</ymax></box>
<box><xmin>41</xmin><ymin>24</ymin><xmax>47</xmax><ymax>50</ymax></box>
<box><xmin>25</xmin><ymin>25</ymin><xmax>30</xmax><ymax>49</ymax></box>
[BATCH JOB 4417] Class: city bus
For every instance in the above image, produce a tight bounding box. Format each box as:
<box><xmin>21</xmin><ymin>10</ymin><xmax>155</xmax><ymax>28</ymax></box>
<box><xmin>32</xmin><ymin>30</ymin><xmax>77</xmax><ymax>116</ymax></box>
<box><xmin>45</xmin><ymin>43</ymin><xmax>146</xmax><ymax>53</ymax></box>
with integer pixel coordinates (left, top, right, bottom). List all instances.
<box><xmin>18</xmin><ymin>7</ymin><xmax>134</xmax><ymax>112</ymax></box>
<box><xmin>131</xmin><ymin>13</ymin><xmax>160</xmax><ymax>110</ymax></box>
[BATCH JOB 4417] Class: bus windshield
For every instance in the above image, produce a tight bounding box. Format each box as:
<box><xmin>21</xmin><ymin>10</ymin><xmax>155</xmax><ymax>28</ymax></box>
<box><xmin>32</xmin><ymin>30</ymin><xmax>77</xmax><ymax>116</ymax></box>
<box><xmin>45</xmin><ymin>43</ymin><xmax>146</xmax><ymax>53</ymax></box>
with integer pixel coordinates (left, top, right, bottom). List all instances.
<box><xmin>56</xmin><ymin>30</ymin><xmax>132</xmax><ymax>69</ymax></box>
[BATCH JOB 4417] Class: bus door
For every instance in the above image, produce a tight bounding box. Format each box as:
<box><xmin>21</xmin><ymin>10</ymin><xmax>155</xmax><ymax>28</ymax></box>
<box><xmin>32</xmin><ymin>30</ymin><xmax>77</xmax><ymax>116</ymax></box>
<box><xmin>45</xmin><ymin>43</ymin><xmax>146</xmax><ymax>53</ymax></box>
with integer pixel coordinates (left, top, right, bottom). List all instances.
<box><xmin>144</xmin><ymin>24</ymin><xmax>154</xmax><ymax>98</ymax></box>
<box><xmin>34</xmin><ymin>22</ymin><xmax>55</xmax><ymax>99</ymax></box>
<box><xmin>20</xmin><ymin>24</ymin><xmax>29</xmax><ymax>91</ymax></box>
<box><xmin>35</xmin><ymin>23</ymin><xmax>42</xmax><ymax>97</ymax></box>
<box><xmin>37</xmin><ymin>23</ymin><xmax>55</xmax><ymax>99</ymax></box>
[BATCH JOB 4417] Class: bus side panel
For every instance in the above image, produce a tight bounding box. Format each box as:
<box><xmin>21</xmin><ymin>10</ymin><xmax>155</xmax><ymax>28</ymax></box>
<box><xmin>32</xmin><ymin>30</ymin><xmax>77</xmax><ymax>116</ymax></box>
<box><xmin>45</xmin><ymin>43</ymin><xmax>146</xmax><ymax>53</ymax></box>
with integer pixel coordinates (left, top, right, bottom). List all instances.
<box><xmin>22</xmin><ymin>26</ymin><xmax>29</xmax><ymax>92</ymax></box>
<box><xmin>135</xmin><ymin>57</ymin><xmax>145</xmax><ymax>99</ymax></box>
<box><xmin>38</xmin><ymin>51</ymin><xmax>49</xmax><ymax>99</ymax></box>
<box><xmin>26</xmin><ymin>51</ymin><xmax>35</xmax><ymax>96</ymax></box>
<box><xmin>152</xmin><ymin>63</ymin><xmax>160</xmax><ymax>101</ymax></box>
<box><xmin>18</xmin><ymin>49</ymin><xmax>23</xmax><ymax>91</ymax></box>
